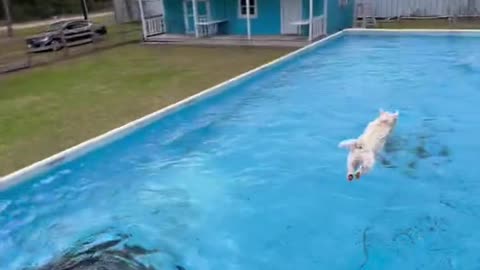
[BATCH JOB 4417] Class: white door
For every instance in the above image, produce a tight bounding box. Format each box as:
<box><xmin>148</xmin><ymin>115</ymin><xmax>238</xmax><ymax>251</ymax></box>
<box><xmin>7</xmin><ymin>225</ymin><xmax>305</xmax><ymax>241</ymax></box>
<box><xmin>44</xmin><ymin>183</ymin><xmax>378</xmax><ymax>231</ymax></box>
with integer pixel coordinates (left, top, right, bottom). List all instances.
<box><xmin>281</xmin><ymin>0</ymin><xmax>303</xmax><ymax>34</ymax></box>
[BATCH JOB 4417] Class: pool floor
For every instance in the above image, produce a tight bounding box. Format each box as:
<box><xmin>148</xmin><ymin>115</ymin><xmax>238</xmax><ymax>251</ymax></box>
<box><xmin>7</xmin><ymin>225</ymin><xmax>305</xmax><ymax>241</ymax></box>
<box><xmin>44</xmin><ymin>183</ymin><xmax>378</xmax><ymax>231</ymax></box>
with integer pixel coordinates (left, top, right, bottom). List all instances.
<box><xmin>2</xmin><ymin>33</ymin><xmax>480</xmax><ymax>269</ymax></box>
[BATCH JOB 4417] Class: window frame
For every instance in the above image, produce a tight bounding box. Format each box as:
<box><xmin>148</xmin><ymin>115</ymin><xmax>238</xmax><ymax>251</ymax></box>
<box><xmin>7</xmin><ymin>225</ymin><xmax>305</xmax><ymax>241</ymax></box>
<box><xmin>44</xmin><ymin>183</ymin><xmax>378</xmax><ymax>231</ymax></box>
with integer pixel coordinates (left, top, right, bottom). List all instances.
<box><xmin>66</xmin><ymin>20</ymin><xmax>89</xmax><ymax>30</ymax></box>
<box><xmin>238</xmin><ymin>0</ymin><xmax>258</xmax><ymax>19</ymax></box>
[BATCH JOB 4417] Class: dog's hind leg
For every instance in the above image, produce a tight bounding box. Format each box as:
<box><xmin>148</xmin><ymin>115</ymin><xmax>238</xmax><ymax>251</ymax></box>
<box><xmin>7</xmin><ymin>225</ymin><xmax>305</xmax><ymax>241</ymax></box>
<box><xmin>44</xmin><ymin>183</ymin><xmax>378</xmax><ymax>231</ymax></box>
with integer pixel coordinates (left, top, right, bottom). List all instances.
<box><xmin>360</xmin><ymin>152</ymin><xmax>376</xmax><ymax>176</ymax></box>
<box><xmin>347</xmin><ymin>154</ymin><xmax>358</xmax><ymax>181</ymax></box>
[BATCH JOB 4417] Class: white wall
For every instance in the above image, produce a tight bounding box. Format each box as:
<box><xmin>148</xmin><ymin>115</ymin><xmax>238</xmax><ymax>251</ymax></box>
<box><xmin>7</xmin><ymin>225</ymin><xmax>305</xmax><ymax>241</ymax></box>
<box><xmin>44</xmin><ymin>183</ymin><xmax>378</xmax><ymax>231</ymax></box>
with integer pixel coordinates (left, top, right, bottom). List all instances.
<box><xmin>143</xmin><ymin>0</ymin><xmax>164</xmax><ymax>17</ymax></box>
<box><xmin>113</xmin><ymin>0</ymin><xmax>164</xmax><ymax>23</ymax></box>
<box><xmin>113</xmin><ymin>0</ymin><xmax>140</xmax><ymax>23</ymax></box>
<box><xmin>359</xmin><ymin>0</ymin><xmax>480</xmax><ymax>18</ymax></box>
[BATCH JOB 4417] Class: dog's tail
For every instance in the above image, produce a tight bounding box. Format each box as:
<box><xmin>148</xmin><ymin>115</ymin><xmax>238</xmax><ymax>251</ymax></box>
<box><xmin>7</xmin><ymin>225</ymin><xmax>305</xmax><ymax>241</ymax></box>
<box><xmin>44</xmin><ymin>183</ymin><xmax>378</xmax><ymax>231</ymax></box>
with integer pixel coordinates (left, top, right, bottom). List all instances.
<box><xmin>338</xmin><ymin>139</ymin><xmax>357</xmax><ymax>150</ymax></box>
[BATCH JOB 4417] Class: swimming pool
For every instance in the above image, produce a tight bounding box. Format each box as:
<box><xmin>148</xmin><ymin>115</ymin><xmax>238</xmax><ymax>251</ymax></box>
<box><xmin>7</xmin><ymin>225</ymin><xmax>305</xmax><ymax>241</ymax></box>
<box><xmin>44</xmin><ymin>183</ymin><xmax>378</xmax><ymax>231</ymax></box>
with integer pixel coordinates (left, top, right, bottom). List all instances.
<box><xmin>2</xmin><ymin>30</ymin><xmax>480</xmax><ymax>269</ymax></box>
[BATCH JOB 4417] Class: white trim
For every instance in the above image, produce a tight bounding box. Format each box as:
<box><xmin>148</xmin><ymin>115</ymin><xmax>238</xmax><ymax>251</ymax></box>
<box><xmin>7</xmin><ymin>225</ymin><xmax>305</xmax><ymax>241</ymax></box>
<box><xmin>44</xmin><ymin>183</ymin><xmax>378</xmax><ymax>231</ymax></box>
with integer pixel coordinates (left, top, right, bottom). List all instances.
<box><xmin>161</xmin><ymin>0</ymin><xmax>168</xmax><ymax>33</ymax></box>
<box><xmin>183</xmin><ymin>0</ymin><xmax>191</xmax><ymax>34</ymax></box>
<box><xmin>183</xmin><ymin>0</ymin><xmax>210</xmax><ymax>35</ymax></box>
<box><xmin>238</xmin><ymin>0</ymin><xmax>258</xmax><ymax>19</ymax></box>
<box><xmin>0</xmin><ymin>31</ymin><xmax>345</xmax><ymax>190</ymax></box>
<box><xmin>324</xmin><ymin>0</ymin><xmax>328</xmax><ymax>34</ymax></box>
<box><xmin>138</xmin><ymin>0</ymin><xmax>147</xmax><ymax>40</ymax></box>
<box><xmin>309</xmin><ymin>0</ymin><xmax>313</xmax><ymax>41</ymax></box>
<box><xmin>345</xmin><ymin>28</ymin><xmax>480</xmax><ymax>33</ymax></box>
<box><xmin>192</xmin><ymin>0</ymin><xmax>199</xmax><ymax>37</ymax></box>
<box><xmin>246</xmin><ymin>0</ymin><xmax>251</xmax><ymax>39</ymax></box>
<box><xmin>344</xmin><ymin>28</ymin><xmax>480</xmax><ymax>36</ymax></box>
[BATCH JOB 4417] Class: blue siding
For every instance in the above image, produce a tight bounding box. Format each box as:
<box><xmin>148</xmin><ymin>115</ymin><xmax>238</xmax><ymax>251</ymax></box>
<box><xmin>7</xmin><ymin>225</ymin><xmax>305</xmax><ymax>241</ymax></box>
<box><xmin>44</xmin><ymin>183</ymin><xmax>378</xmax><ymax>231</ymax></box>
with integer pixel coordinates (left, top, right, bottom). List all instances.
<box><xmin>223</xmin><ymin>0</ymin><xmax>281</xmax><ymax>35</ymax></box>
<box><xmin>161</xmin><ymin>0</ymin><xmax>353</xmax><ymax>37</ymax></box>
<box><xmin>251</xmin><ymin>0</ymin><xmax>282</xmax><ymax>35</ymax></box>
<box><xmin>210</xmin><ymin>0</ymin><xmax>228</xmax><ymax>20</ymax></box>
<box><xmin>209</xmin><ymin>0</ymin><xmax>229</xmax><ymax>34</ymax></box>
<box><xmin>163</xmin><ymin>0</ymin><xmax>185</xmax><ymax>34</ymax></box>
<box><xmin>302</xmin><ymin>0</ymin><xmax>324</xmax><ymax>19</ymax></box>
<box><xmin>163</xmin><ymin>0</ymin><xmax>282</xmax><ymax>35</ymax></box>
<box><xmin>326</xmin><ymin>0</ymin><xmax>354</xmax><ymax>34</ymax></box>
<box><xmin>163</xmin><ymin>0</ymin><xmax>228</xmax><ymax>34</ymax></box>
<box><xmin>224</xmin><ymin>0</ymin><xmax>325</xmax><ymax>35</ymax></box>
<box><xmin>300</xmin><ymin>0</ymin><xmax>325</xmax><ymax>36</ymax></box>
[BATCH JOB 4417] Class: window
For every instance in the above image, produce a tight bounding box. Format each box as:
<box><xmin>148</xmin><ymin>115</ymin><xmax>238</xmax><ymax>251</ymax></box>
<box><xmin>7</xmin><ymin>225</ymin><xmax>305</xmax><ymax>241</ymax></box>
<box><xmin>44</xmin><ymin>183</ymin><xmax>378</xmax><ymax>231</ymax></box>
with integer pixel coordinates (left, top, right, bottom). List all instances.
<box><xmin>238</xmin><ymin>0</ymin><xmax>257</xmax><ymax>18</ymax></box>
<box><xmin>66</xmin><ymin>21</ymin><xmax>89</xmax><ymax>30</ymax></box>
<box><xmin>48</xmin><ymin>21</ymin><xmax>66</xmax><ymax>31</ymax></box>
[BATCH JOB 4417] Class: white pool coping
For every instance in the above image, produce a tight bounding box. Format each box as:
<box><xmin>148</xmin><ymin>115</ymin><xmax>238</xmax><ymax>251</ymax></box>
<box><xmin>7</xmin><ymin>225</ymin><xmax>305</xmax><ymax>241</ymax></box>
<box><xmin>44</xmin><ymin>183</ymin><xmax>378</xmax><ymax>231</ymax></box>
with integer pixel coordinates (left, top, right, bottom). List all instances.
<box><xmin>2</xmin><ymin>28</ymin><xmax>480</xmax><ymax>190</ymax></box>
<box><xmin>345</xmin><ymin>28</ymin><xmax>480</xmax><ymax>36</ymax></box>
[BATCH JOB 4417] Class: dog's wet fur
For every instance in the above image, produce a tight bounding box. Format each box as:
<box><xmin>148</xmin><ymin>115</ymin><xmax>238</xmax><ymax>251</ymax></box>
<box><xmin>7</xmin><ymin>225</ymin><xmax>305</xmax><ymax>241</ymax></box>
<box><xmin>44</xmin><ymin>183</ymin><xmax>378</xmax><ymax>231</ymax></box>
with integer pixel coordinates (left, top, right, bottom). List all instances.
<box><xmin>339</xmin><ymin>109</ymin><xmax>399</xmax><ymax>181</ymax></box>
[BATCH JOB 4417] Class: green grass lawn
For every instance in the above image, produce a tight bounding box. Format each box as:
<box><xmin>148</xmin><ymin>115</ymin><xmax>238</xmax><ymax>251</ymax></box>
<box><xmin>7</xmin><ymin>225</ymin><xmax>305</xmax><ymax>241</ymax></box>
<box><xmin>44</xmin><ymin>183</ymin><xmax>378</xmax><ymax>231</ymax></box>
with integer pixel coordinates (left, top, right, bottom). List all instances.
<box><xmin>0</xmin><ymin>44</ymin><xmax>292</xmax><ymax>176</ymax></box>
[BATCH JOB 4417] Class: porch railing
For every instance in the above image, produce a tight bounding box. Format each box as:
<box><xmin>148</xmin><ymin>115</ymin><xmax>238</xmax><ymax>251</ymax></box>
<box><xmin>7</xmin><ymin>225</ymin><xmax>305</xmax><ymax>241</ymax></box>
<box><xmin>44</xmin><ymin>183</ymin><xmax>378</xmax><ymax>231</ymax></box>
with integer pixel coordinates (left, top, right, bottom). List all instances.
<box><xmin>145</xmin><ymin>14</ymin><xmax>166</xmax><ymax>37</ymax></box>
<box><xmin>311</xmin><ymin>15</ymin><xmax>325</xmax><ymax>40</ymax></box>
<box><xmin>197</xmin><ymin>16</ymin><xmax>211</xmax><ymax>37</ymax></box>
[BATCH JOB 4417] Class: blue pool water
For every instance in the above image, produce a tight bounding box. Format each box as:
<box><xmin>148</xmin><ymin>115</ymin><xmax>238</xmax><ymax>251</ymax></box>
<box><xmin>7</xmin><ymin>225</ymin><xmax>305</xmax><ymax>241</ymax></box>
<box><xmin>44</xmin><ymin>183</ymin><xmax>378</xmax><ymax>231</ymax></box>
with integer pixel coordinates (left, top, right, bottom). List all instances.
<box><xmin>3</xmin><ymin>33</ymin><xmax>480</xmax><ymax>270</ymax></box>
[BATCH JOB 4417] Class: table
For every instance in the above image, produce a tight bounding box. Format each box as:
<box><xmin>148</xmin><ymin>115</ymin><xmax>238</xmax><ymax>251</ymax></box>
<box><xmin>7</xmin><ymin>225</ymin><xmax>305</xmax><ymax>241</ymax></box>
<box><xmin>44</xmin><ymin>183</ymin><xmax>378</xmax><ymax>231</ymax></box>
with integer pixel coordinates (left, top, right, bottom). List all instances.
<box><xmin>290</xmin><ymin>20</ymin><xmax>310</xmax><ymax>35</ymax></box>
<box><xmin>196</xmin><ymin>19</ymin><xmax>228</xmax><ymax>37</ymax></box>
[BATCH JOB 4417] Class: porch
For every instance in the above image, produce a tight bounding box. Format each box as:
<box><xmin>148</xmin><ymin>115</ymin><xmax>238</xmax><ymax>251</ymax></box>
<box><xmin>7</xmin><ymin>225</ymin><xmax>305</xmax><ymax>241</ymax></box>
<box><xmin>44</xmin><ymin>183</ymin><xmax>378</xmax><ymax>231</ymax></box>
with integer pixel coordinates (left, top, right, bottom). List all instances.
<box><xmin>137</xmin><ymin>0</ymin><xmax>327</xmax><ymax>46</ymax></box>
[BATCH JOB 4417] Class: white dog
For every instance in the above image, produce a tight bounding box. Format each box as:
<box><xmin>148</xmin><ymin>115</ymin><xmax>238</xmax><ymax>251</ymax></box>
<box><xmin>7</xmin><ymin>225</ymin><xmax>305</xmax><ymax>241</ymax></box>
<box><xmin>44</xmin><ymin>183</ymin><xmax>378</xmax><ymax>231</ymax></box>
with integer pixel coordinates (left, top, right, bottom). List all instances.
<box><xmin>338</xmin><ymin>109</ymin><xmax>399</xmax><ymax>181</ymax></box>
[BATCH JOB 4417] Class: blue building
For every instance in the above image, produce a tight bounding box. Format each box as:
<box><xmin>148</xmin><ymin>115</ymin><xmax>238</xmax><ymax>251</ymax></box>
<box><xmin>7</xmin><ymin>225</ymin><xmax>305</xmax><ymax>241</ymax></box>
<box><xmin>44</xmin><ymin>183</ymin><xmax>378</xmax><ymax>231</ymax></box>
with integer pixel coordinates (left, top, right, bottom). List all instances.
<box><xmin>138</xmin><ymin>0</ymin><xmax>355</xmax><ymax>45</ymax></box>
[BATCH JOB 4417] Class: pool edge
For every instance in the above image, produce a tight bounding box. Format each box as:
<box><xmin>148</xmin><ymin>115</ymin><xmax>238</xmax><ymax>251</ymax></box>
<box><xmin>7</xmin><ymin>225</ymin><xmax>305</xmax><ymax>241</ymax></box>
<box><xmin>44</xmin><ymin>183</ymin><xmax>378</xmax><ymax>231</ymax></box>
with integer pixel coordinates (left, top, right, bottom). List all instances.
<box><xmin>344</xmin><ymin>28</ymin><xmax>480</xmax><ymax>36</ymax></box>
<box><xmin>0</xmin><ymin>30</ymin><xmax>346</xmax><ymax>190</ymax></box>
